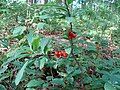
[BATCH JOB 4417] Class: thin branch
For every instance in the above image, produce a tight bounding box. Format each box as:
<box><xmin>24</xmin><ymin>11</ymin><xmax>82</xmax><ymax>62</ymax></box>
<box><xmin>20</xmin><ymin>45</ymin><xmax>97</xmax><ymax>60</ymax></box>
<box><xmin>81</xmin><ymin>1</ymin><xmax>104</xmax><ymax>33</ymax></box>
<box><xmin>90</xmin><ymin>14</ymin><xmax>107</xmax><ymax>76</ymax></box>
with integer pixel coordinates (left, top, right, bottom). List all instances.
<box><xmin>64</xmin><ymin>0</ymin><xmax>72</xmax><ymax>30</ymax></box>
<box><xmin>64</xmin><ymin>0</ymin><xmax>82</xmax><ymax>71</ymax></box>
<box><xmin>64</xmin><ymin>0</ymin><xmax>84</xmax><ymax>87</ymax></box>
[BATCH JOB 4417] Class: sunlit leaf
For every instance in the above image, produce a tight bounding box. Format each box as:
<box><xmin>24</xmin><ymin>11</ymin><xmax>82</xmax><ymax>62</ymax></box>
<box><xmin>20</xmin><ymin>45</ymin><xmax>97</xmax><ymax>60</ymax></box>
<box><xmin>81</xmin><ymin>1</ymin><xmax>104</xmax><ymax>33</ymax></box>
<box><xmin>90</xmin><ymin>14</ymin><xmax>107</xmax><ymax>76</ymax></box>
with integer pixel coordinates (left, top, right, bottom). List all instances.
<box><xmin>37</xmin><ymin>22</ymin><xmax>46</xmax><ymax>29</ymax></box>
<box><xmin>39</xmin><ymin>57</ymin><xmax>48</xmax><ymax>70</ymax></box>
<box><xmin>65</xmin><ymin>48</ymin><xmax>71</xmax><ymax>54</ymax></box>
<box><xmin>51</xmin><ymin>78</ymin><xmax>65</xmax><ymax>86</ymax></box>
<box><xmin>26</xmin><ymin>79</ymin><xmax>44</xmax><ymax>87</ymax></box>
<box><xmin>15</xmin><ymin>61</ymin><xmax>29</xmax><ymax>85</ymax></box>
<box><xmin>40</xmin><ymin>38</ymin><xmax>50</xmax><ymax>54</ymax></box>
<box><xmin>32</xmin><ymin>36</ymin><xmax>40</xmax><ymax>51</ymax></box>
<box><xmin>104</xmin><ymin>82</ymin><xmax>116</xmax><ymax>90</ymax></box>
<box><xmin>0</xmin><ymin>84</ymin><xmax>6</xmax><ymax>90</ymax></box>
<box><xmin>12</xmin><ymin>26</ymin><xmax>26</xmax><ymax>37</ymax></box>
<box><xmin>67</xmin><ymin>0</ymin><xmax>73</xmax><ymax>4</ymax></box>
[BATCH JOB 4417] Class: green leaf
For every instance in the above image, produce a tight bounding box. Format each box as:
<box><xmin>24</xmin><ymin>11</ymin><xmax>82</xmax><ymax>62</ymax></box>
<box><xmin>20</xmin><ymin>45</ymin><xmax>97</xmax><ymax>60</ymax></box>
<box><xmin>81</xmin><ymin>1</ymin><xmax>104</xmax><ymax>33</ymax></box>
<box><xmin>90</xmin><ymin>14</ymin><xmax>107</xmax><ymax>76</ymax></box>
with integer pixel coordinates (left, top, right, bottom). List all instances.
<box><xmin>51</xmin><ymin>78</ymin><xmax>65</xmax><ymax>86</ymax></box>
<box><xmin>42</xmin><ymin>83</ymin><xmax>49</xmax><ymax>88</ymax></box>
<box><xmin>72</xmin><ymin>69</ymin><xmax>81</xmax><ymax>76</ymax></box>
<box><xmin>27</xmin><ymin>32</ymin><xmax>35</xmax><ymax>51</ymax></box>
<box><xmin>86</xmin><ymin>43</ymin><xmax>96</xmax><ymax>51</ymax></box>
<box><xmin>0</xmin><ymin>38</ymin><xmax>9</xmax><ymax>48</ymax></box>
<box><xmin>39</xmin><ymin>15</ymin><xmax>50</xmax><ymax>19</ymax></box>
<box><xmin>66</xmin><ymin>17</ymin><xmax>74</xmax><ymax>23</ymax></box>
<box><xmin>0</xmin><ymin>75</ymin><xmax>9</xmax><ymax>81</ymax></box>
<box><xmin>40</xmin><ymin>38</ymin><xmax>50</xmax><ymax>54</ymax></box>
<box><xmin>15</xmin><ymin>61</ymin><xmax>29</xmax><ymax>86</ymax></box>
<box><xmin>115</xmin><ymin>85</ymin><xmax>120</xmax><ymax>89</ymax></box>
<box><xmin>113</xmin><ymin>49</ymin><xmax>120</xmax><ymax>54</ymax></box>
<box><xmin>0</xmin><ymin>84</ymin><xmax>6</xmax><ymax>90</ymax></box>
<box><xmin>104</xmin><ymin>82</ymin><xmax>117</xmax><ymax>90</ymax></box>
<box><xmin>66</xmin><ymin>66</ymin><xmax>74</xmax><ymax>74</ymax></box>
<box><xmin>32</xmin><ymin>36</ymin><xmax>40</xmax><ymax>51</ymax></box>
<box><xmin>37</xmin><ymin>22</ymin><xmax>45</xmax><ymax>29</ymax></box>
<box><xmin>12</xmin><ymin>26</ymin><xmax>26</xmax><ymax>37</ymax></box>
<box><xmin>39</xmin><ymin>57</ymin><xmax>48</xmax><ymax>70</ymax></box>
<box><xmin>65</xmin><ymin>48</ymin><xmax>71</xmax><ymax>54</ymax></box>
<box><xmin>66</xmin><ymin>76</ymin><xmax>74</xmax><ymax>84</ymax></box>
<box><xmin>26</xmin><ymin>88</ymin><xmax>35</xmax><ymax>90</ymax></box>
<box><xmin>2</xmin><ymin>46</ymin><xmax>31</xmax><ymax>66</ymax></box>
<box><xmin>110</xmin><ymin>75</ymin><xmax>120</xmax><ymax>85</ymax></box>
<box><xmin>67</xmin><ymin>0</ymin><xmax>73</xmax><ymax>4</ymax></box>
<box><xmin>27</xmin><ymin>32</ymin><xmax>40</xmax><ymax>51</ymax></box>
<box><xmin>26</xmin><ymin>79</ymin><xmax>44</xmax><ymax>87</ymax></box>
<box><xmin>0</xmin><ymin>65</ymin><xmax>8</xmax><ymax>74</ymax></box>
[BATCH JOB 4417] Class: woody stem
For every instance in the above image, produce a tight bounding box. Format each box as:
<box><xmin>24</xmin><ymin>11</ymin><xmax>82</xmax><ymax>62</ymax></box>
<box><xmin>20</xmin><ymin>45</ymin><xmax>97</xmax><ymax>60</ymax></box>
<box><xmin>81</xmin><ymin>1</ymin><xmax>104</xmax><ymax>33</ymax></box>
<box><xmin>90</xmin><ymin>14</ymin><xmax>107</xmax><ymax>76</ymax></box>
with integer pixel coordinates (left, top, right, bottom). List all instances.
<box><xmin>64</xmin><ymin>0</ymin><xmax>84</xmax><ymax>87</ymax></box>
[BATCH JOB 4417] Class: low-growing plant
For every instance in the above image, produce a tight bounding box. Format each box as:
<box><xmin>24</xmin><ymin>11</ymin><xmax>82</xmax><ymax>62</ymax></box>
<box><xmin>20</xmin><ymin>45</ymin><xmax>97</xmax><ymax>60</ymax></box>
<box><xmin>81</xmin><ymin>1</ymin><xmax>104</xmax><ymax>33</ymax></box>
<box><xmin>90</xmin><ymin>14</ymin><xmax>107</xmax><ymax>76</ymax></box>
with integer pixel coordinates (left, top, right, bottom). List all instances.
<box><xmin>0</xmin><ymin>0</ymin><xmax>120</xmax><ymax>90</ymax></box>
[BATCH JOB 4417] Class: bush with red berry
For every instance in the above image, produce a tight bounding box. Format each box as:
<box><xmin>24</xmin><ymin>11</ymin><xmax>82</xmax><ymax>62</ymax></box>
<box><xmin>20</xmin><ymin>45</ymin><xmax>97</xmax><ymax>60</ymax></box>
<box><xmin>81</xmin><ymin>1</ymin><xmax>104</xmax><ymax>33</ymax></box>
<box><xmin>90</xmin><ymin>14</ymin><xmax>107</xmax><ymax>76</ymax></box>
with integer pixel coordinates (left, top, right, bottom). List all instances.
<box><xmin>0</xmin><ymin>0</ymin><xmax>120</xmax><ymax>90</ymax></box>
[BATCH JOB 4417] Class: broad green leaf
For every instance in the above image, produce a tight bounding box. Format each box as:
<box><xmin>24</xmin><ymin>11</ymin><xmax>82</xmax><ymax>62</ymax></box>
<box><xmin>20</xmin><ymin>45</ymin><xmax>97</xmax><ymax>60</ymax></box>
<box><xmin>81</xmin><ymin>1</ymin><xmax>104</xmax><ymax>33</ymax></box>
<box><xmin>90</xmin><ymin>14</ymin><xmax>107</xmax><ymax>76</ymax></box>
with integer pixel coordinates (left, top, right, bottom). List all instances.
<box><xmin>66</xmin><ymin>77</ymin><xmax>74</xmax><ymax>84</ymax></box>
<box><xmin>39</xmin><ymin>15</ymin><xmax>50</xmax><ymax>19</ymax></box>
<box><xmin>110</xmin><ymin>75</ymin><xmax>120</xmax><ymax>85</ymax></box>
<box><xmin>0</xmin><ymin>75</ymin><xmax>9</xmax><ymax>81</ymax></box>
<box><xmin>104</xmin><ymin>82</ymin><xmax>117</xmax><ymax>90</ymax></box>
<box><xmin>115</xmin><ymin>85</ymin><xmax>120</xmax><ymax>89</ymax></box>
<box><xmin>2</xmin><ymin>54</ymin><xmax>29</xmax><ymax>66</ymax></box>
<box><xmin>27</xmin><ymin>32</ymin><xmax>40</xmax><ymax>51</ymax></box>
<box><xmin>39</xmin><ymin>57</ymin><xmax>48</xmax><ymax>70</ymax></box>
<box><xmin>0</xmin><ymin>65</ymin><xmax>8</xmax><ymax>74</ymax></box>
<box><xmin>7</xmin><ymin>46</ymin><xmax>31</xmax><ymax>58</ymax></box>
<box><xmin>86</xmin><ymin>44</ymin><xmax>96</xmax><ymax>51</ymax></box>
<box><xmin>0</xmin><ymin>38</ymin><xmax>9</xmax><ymax>48</ymax></box>
<box><xmin>65</xmin><ymin>48</ymin><xmax>71</xmax><ymax>54</ymax></box>
<box><xmin>113</xmin><ymin>49</ymin><xmax>120</xmax><ymax>54</ymax></box>
<box><xmin>66</xmin><ymin>66</ymin><xmax>74</xmax><ymax>74</ymax></box>
<box><xmin>15</xmin><ymin>61</ymin><xmax>29</xmax><ymax>85</ymax></box>
<box><xmin>27</xmin><ymin>32</ymin><xmax>34</xmax><ymax>51</ymax></box>
<box><xmin>32</xmin><ymin>36</ymin><xmax>40</xmax><ymax>51</ymax></box>
<box><xmin>26</xmin><ymin>79</ymin><xmax>44</xmax><ymax>87</ymax></box>
<box><xmin>84</xmin><ymin>76</ymin><xmax>92</xmax><ymax>84</ymax></box>
<box><xmin>43</xmin><ymin>83</ymin><xmax>49</xmax><ymax>88</ymax></box>
<box><xmin>51</xmin><ymin>78</ymin><xmax>65</xmax><ymax>86</ymax></box>
<box><xmin>72</xmin><ymin>69</ymin><xmax>81</xmax><ymax>76</ymax></box>
<box><xmin>40</xmin><ymin>38</ymin><xmax>50</xmax><ymax>54</ymax></box>
<box><xmin>66</xmin><ymin>17</ymin><xmax>74</xmax><ymax>23</ymax></box>
<box><xmin>26</xmin><ymin>88</ymin><xmax>35</xmax><ymax>90</ymax></box>
<box><xmin>2</xmin><ymin>46</ymin><xmax>31</xmax><ymax>66</ymax></box>
<box><xmin>37</xmin><ymin>22</ymin><xmax>45</xmax><ymax>29</ymax></box>
<box><xmin>0</xmin><ymin>84</ymin><xmax>6</xmax><ymax>90</ymax></box>
<box><xmin>67</xmin><ymin>0</ymin><xmax>73</xmax><ymax>4</ymax></box>
<box><xmin>12</xmin><ymin>26</ymin><xmax>26</xmax><ymax>37</ymax></box>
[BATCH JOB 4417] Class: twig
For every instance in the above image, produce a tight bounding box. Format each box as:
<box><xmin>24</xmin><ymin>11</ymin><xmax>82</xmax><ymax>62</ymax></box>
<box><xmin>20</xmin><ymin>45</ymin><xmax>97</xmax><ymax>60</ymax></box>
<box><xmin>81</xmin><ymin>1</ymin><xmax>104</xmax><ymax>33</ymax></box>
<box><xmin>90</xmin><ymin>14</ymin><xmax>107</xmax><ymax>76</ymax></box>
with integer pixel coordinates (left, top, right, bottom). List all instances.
<box><xmin>64</xmin><ymin>0</ymin><xmax>84</xmax><ymax>88</ymax></box>
<box><xmin>64</xmin><ymin>0</ymin><xmax>82</xmax><ymax>71</ymax></box>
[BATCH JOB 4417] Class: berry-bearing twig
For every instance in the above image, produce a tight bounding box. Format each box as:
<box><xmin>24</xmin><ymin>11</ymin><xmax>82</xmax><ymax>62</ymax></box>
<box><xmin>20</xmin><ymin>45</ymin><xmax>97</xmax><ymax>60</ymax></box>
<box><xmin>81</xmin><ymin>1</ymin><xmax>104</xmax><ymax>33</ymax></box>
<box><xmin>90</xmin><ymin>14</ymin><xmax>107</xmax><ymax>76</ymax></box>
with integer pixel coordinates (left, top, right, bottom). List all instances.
<box><xmin>64</xmin><ymin>0</ymin><xmax>82</xmax><ymax>70</ymax></box>
<box><xmin>64</xmin><ymin>0</ymin><xmax>84</xmax><ymax>89</ymax></box>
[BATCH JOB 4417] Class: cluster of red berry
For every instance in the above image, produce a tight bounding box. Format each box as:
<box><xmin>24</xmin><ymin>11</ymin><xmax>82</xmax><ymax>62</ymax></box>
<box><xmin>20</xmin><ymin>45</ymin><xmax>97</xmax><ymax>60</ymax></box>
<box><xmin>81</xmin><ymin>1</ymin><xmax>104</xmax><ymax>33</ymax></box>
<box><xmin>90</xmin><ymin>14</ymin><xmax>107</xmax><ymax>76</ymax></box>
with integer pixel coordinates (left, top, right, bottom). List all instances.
<box><xmin>68</xmin><ymin>31</ymin><xmax>77</xmax><ymax>40</ymax></box>
<box><xmin>54</xmin><ymin>50</ymin><xmax>68</xmax><ymax>58</ymax></box>
<box><xmin>54</xmin><ymin>31</ymin><xmax>77</xmax><ymax>58</ymax></box>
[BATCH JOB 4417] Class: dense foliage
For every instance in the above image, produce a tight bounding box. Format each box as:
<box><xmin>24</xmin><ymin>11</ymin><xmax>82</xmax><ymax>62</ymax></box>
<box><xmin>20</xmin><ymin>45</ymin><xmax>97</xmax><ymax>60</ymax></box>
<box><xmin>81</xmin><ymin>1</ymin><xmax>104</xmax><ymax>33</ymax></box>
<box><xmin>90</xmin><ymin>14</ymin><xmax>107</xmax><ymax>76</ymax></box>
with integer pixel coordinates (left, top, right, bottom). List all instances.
<box><xmin>0</xmin><ymin>0</ymin><xmax>120</xmax><ymax>90</ymax></box>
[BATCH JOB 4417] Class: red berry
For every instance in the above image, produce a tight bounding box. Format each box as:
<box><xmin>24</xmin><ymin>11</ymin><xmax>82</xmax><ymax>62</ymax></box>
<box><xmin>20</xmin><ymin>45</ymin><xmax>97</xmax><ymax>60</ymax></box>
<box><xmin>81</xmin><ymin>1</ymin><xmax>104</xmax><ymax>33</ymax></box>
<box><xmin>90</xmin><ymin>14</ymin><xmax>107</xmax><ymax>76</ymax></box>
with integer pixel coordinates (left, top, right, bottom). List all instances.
<box><xmin>62</xmin><ymin>52</ymin><xmax>68</xmax><ymax>58</ymax></box>
<box><xmin>60</xmin><ymin>50</ymin><xmax>68</xmax><ymax>58</ymax></box>
<box><xmin>68</xmin><ymin>31</ymin><xmax>77</xmax><ymax>39</ymax></box>
<box><xmin>54</xmin><ymin>50</ymin><xmax>68</xmax><ymax>58</ymax></box>
<box><xmin>54</xmin><ymin>51</ymin><xmax>61</xmax><ymax>58</ymax></box>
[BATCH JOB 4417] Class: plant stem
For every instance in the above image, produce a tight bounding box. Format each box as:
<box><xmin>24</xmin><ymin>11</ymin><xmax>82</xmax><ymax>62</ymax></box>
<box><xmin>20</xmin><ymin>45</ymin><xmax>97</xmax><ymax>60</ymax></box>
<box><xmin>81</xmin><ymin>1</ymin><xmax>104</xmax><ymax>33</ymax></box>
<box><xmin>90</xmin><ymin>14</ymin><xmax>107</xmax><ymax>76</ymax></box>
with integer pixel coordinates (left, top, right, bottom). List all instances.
<box><xmin>64</xmin><ymin>0</ymin><xmax>84</xmax><ymax>88</ymax></box>
<box><xmin>64</xmin><ymin>0</ymin><xmax>82</xmax><ymax>71</ymax></box>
